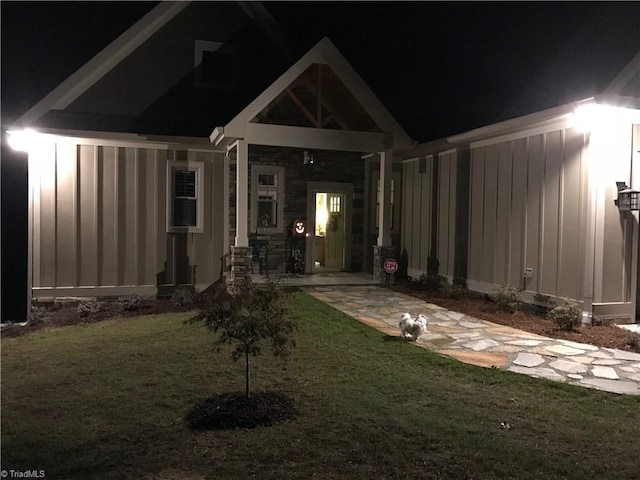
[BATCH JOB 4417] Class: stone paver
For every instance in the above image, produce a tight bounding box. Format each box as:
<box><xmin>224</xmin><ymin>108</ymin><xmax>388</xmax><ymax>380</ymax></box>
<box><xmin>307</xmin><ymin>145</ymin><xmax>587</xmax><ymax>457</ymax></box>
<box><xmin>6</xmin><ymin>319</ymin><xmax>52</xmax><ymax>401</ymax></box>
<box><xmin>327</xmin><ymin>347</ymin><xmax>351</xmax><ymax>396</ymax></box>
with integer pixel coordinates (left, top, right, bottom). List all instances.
<box><xmin>591</xmin><ymin>366</ymin><xmax>619</xmax><ymax>379</ymax></box>
<box><xmin>303</xmin><ymin>285</ymin><xmax>640</xmax><ymax>396</ymax></box>
<box><xmin>548</xmin><ymin>359</ymin><xmax>589</xmax><ymax>374</ymax></box>
<box><xmin>513</xmin><ymin>352</ymin><xmax>545</xmax><ymax>367</ymax></box>
<box><xmin>545</xmin><ymin>345</ymin><xmax>585</xmax><ymax>356</ymax></box>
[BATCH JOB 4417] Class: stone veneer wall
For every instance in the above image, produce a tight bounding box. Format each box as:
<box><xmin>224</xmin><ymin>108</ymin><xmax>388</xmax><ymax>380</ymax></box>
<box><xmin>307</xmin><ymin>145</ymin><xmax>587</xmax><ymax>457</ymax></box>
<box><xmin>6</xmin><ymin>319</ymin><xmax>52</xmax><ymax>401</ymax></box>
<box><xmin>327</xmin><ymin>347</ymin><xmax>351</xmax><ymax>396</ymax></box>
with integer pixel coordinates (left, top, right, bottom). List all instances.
<box><xmin>373</xmin><ymin>245</ymin><xmax>397</xmax><ymax>284</ymax></box>
<box><xmin>228</xmin><ymin>146</ymin><xmax>365</xmax><ymax>273</ymax></box>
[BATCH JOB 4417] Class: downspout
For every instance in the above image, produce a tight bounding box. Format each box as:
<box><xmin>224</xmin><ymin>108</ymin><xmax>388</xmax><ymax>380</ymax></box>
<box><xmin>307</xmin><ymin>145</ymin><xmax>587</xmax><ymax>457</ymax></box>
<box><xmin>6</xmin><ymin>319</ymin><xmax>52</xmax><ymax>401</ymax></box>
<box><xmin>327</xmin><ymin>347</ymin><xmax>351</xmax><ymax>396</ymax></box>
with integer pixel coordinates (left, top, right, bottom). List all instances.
<box><xmin>428</xmin><ymin>155</ymin><xmax>439</xmax><ymax>274</ymax></box>
<box><xmin>26</xmin><ymin>147</ymin><xmax>34</xmax><ymax>323</ymax></box>
<box><xmin>581</xmin><ymin>131</ymin><xmax>596</xmax><ymax>326</ymax></box>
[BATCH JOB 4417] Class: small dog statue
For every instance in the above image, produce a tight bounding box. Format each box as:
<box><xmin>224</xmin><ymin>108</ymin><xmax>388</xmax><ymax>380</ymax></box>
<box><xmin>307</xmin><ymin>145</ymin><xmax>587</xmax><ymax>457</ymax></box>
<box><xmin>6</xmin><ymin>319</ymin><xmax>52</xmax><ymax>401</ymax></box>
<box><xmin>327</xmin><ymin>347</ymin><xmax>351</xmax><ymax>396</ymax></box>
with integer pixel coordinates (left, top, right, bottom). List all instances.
<box><xmin>399</xmin><ymin>313</ymin><xmax>429</xmax><ymax>341</ymax></box>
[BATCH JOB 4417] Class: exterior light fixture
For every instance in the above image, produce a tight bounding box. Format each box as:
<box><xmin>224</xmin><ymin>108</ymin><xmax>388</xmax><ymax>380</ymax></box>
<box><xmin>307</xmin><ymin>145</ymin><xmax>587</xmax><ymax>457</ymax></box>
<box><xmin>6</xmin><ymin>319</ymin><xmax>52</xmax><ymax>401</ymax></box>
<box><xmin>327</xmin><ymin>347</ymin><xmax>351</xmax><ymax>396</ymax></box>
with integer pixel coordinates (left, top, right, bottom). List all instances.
<box><xmin>6</xmin><ymin>129</ymin><xmax>37</xmax><ymax>152</ymax></box>
<box><xmin>614</xmin><ymin>182</ymin><xmax>639</xmax><ymax>212</ymax></box>
<box><xmin>303</xmin><ymin>150</ymin><xmax>314</xmax><ymax>165</ymax></box>
<box><xmin>573</xmin><ymin>104</ymin><xmax>640</xmax><ymax>133</ymax></box>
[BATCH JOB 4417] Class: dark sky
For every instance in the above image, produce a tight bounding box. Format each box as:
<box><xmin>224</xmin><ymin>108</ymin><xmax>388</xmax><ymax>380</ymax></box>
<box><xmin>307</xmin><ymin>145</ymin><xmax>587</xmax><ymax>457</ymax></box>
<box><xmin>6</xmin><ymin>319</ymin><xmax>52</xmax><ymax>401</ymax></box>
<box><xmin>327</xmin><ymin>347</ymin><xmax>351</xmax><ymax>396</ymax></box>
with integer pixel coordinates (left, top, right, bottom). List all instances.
<box><xmin>264</xmin><ymin>1</ymin><xmax>640</xmax><ymax>141</ymax></box>
<box><xmin>2</xmin><ymin>1</ymin><xmax>639</xmax><ymax>142</ymax></box>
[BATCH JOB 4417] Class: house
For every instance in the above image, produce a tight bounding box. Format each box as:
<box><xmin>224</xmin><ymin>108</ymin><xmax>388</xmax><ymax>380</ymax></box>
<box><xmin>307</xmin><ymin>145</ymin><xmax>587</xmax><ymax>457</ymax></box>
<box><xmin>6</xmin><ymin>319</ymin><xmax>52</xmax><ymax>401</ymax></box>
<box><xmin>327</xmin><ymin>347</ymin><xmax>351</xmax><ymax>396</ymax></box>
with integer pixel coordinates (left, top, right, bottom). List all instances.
<box><xmin>397</xmin><ymin>51</ymin><xmax>640</xmax><ymax>324</ymax></box>
<box><xmin>6</xmin><ymin>1</ymin><xmax>412</xmax><ymax>305</ymax></box>
<box><xmin>5</xmin><ymin>1</ymin><xmax>638</xmax><ymax>325</ymax></box>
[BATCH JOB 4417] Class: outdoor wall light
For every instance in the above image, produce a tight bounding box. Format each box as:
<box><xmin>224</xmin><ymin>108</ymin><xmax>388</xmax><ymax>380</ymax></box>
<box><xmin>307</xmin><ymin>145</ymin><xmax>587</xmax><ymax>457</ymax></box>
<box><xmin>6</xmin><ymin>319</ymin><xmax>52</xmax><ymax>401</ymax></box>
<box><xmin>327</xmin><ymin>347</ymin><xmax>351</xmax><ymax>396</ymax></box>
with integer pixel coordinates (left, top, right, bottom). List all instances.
<box><xmin>6</xmin><ymin>129</ymin><xmax>37</xmax><ymax>152</ymax></box>
<box><xmin>572</xmin><ymin>103</ymin><xmax>640</xmax><ymax>134</ymax></box>
<box><xmin>614</xmin><ymin>182</ymin><xmax>639</xmax><ymax>212</ymax></box>
<box><xmin>303</xmin><ymin>150</ymin><xmax>314</xmax><ymax>165</ymax></box>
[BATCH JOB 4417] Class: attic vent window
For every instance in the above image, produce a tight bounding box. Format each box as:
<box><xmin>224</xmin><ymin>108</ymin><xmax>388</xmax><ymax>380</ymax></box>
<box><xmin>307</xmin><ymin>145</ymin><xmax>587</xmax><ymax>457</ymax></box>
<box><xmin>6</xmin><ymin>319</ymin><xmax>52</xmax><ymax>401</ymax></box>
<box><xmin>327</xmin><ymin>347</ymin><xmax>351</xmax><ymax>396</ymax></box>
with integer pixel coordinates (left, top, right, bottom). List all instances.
<box><xmin>202</xmin><ymin>50</ymin><xmax>232</xmax><ymax>83</ymax></box>
<box><xmin>194</xmin><ymin>40</ymin><xmax>235</xmax><ymax>88</ymax></box>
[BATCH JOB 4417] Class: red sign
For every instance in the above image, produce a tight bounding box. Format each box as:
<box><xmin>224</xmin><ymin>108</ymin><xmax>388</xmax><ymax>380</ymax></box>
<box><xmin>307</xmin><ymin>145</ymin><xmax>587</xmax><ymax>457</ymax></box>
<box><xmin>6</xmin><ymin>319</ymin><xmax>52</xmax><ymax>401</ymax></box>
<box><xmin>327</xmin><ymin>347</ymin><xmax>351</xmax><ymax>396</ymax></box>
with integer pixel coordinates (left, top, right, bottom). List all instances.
<box><xmin>384</xmin><ymin>258</ymin><xmax>398</xmax><ymax>274</ymax></box>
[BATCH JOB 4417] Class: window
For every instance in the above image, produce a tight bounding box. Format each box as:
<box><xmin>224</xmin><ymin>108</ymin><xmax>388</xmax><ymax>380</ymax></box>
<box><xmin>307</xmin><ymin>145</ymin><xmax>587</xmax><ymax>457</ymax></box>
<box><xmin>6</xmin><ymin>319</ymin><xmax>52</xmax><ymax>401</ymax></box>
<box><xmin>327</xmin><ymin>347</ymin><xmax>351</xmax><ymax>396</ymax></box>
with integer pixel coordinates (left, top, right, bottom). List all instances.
<box><xmin>201</xmin><ymin>50</ymin><xmax>232</xmax><ymax>83</ymax></box>
<box><xmin>329</xmin><ymin>195</ymin><xmax>341</xmax><ymax>213</ymax></box>
<box><xmin>251</xmin><ymin>165</ymin><xmax>284</xmax><ymax>232</ymax></box>
<box><xmin>167</xmin><ymin>154</ymin><xmax>204</xmax><ymax>233</ymax></box>
<box><xmin>194</xmin><ymin>40</ymin><xmax>236</xmax><ymax>88</ymax></box>
<box><xmin>371</xmin><ymin>171</ymin><xmax>401</xmax><ymax>234</ymax></box>
<box><xmin>174</xmin><ymin>170</ymin><xmax>197</xmax><ymax>226</ymax></box>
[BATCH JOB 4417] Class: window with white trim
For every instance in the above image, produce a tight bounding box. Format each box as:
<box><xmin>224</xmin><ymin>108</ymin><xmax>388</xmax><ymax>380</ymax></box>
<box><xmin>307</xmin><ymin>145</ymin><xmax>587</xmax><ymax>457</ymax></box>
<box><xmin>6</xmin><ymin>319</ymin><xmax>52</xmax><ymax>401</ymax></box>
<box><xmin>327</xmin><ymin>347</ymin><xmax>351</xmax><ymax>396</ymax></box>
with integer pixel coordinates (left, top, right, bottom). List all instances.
<box><xmin>371</xmin><ymin>171</ymin><xmax>401</xmax><ymax>234</ymax></box>
<box><xmin>167</xmin><ymin>154</ymin><xmax>204</xmax><ymax>233</ymax></box>
<box><xmin>251</xmin><ymin>165</ymin><xmax>284</xmax><ymax>232</ymax></box>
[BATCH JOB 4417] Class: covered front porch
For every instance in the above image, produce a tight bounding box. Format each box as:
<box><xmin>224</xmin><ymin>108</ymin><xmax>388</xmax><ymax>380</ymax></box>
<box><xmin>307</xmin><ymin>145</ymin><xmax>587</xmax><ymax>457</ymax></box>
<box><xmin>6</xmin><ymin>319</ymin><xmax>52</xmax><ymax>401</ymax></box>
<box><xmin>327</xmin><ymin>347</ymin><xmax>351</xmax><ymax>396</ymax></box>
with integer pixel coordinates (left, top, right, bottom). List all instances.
<box><xmin>210</xmin><ymin>38</ymin><xmax>414</xmax><ymax>285</ymax></box>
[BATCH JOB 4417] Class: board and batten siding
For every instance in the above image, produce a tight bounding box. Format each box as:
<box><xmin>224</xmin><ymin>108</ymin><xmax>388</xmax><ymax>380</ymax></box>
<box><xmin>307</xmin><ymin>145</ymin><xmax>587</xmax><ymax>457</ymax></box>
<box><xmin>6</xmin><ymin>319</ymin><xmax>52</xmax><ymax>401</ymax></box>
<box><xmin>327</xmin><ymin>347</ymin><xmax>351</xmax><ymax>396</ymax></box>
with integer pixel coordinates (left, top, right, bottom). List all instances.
<box><xmin>402</xmin><ymin>152</ymin><xmax>459</xmax><ymax>279</ymax></box>
<box><xmin>589</xmin><ymin>122</ymin><xmax>637</xmax><ymax>312</ymax></box>
<box><xmin>30</xmin><ymin>141</ymin><xmax>225</xmax><ymax>298</ymax></box>
<box><xmin>467</xmin><ymin>128</ymin><xmax>588</xmax><ymax>301</ymax></box>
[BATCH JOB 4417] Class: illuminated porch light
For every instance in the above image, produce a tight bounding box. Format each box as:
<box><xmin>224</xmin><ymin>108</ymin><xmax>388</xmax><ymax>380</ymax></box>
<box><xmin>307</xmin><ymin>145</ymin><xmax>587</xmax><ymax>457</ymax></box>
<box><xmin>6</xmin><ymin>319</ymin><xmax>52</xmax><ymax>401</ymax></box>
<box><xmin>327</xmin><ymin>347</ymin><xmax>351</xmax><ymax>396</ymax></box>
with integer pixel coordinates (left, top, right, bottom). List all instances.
<box><xmin>7</xmin><ymin>129</ymin><xmax>38</xmax><ymax>152</ymax></box>
<box><xmin>614</xmin><ymin>182</ymin><xmax>639</xmax><ymax>212</ymax></box>
<box><xmin>573</xmin><ymin>104</ymin><xmax>640</xmax><ymax>133</ymax></box>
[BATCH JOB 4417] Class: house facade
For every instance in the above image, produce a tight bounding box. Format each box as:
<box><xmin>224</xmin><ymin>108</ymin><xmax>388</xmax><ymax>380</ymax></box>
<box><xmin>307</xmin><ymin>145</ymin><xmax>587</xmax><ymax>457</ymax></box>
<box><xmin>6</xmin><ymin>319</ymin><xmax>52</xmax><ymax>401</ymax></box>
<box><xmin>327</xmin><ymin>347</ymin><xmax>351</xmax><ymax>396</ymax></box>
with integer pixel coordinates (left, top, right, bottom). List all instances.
<box><xmin>398</xmin><ymin>52</ymin><xmax>640</xmax><ymax>323</ymax></box>
<box><xmin>5</xmin><ymin>1</ymin><xmax>639</xmax><ymax>324</ymax></box>
<box><xmin>8</xmin><ymin>2</ymin><xmax>411</xmax><ymax>305</ymax></box>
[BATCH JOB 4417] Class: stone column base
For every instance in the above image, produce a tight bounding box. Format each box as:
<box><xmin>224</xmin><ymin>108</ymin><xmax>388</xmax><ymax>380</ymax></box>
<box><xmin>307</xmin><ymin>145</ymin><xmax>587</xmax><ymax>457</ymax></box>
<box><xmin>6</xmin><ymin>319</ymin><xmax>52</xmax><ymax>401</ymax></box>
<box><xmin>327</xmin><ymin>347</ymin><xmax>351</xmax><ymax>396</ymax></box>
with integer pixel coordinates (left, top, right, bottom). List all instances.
<box><xmin>373</xmin><ymin>245</ymin><xmax>396</xmax><ymax>285</ymax></box>
<box><xmin>224</xmin><ymin>246</ymin><xmax>252</xmax><ymax>287</ymax></box>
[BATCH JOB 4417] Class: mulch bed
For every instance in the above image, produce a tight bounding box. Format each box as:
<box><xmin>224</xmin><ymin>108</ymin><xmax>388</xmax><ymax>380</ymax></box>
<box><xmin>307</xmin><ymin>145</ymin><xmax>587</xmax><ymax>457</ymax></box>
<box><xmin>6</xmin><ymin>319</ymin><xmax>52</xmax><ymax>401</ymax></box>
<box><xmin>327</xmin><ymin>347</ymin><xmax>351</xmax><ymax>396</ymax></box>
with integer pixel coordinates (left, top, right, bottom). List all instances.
<box><xmin>1</xmin><ymin>297</ymin><xmax>186</xmax><ymax>338</ymax></box>
<box><xmin>391</xmin><ymin>283</ymin><xmax>640</xmax><ymax>353</ymax></box>
<box><xmin>185</xmin><ymin>391</ymin><xmax>296</xmax><ymax>430</ymax></box>
<box><xmin>4</xmin><ymin>284</ymin><xmax>639</xmax><ymax>354</ymax></box>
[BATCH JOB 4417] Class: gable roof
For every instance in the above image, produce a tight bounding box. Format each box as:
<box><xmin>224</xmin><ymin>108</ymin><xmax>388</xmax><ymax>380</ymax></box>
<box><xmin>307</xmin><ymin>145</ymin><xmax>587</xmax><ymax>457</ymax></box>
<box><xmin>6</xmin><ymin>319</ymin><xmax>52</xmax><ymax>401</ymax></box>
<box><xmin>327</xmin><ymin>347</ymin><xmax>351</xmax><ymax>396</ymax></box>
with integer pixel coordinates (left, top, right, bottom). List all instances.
<box><xmin>14</xmin><ymin>1</ymin><xmax>296</xmax><ymax>131</ymax></box>
<box><xmin>15</xmin><ymin>1</ymin><xmax>188</xmax><ymax>127</ymax></box>
<box><xmin>211</xmin><ymin>37</ymin><xmax>413</xmax><ymax>151</ymax></box>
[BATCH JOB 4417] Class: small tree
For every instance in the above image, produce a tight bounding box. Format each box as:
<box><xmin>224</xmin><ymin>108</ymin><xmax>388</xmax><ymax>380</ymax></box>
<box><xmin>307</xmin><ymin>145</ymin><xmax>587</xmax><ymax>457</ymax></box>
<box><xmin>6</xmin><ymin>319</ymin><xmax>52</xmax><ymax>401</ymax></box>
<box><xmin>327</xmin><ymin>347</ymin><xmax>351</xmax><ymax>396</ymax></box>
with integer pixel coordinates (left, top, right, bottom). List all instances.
<box><xmin>191</xmin><ymin>279</ymin><xmax>297</xmax><ymax>398</ymax></box>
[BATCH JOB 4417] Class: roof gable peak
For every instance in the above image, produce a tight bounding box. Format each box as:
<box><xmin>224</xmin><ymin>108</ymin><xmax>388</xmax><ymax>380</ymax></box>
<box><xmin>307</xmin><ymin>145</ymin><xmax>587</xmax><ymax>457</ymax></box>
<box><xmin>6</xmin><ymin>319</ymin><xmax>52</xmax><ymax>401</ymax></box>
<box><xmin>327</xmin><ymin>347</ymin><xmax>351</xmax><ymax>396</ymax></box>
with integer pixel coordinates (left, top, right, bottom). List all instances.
<box><xmin>217</xmin><ymin>37</ymin><xmax>412</xmax><ymax>149</ymax></box>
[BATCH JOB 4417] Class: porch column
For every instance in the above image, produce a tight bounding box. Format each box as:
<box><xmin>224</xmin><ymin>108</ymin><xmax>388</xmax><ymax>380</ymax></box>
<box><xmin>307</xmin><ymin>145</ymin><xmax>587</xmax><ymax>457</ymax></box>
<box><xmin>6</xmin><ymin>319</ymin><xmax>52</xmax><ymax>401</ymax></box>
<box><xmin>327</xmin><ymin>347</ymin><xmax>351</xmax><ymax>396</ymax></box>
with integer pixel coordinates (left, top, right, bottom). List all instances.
<box><xmin>235</xmin><ymin>139</ymin><xmax>249</xmax><ymax>247</ymax></box>
<box><xmin>377</xmin><ymin>149</ymin><xmax>393</xmax><ymax>246</ymax></box>
<box><xmin>226</xmin><ymin>139</ymin><xmax>251</xmax><ymax>286</ymax></box>
<box><xmin>373</xmin><ymin>149</ymin><xmax>395</xmax><ymax>283</ymax></box>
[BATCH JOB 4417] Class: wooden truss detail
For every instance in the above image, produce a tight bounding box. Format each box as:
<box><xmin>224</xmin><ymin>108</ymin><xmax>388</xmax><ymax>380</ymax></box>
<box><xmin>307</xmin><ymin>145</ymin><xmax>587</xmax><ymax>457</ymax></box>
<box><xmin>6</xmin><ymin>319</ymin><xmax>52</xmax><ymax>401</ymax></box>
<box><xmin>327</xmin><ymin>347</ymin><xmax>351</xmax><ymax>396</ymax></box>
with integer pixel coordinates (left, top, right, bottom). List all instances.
<box><xmin>256</xmin><ymin>64</ymin><xmax>350</xmax><ymax>130</ymax></box>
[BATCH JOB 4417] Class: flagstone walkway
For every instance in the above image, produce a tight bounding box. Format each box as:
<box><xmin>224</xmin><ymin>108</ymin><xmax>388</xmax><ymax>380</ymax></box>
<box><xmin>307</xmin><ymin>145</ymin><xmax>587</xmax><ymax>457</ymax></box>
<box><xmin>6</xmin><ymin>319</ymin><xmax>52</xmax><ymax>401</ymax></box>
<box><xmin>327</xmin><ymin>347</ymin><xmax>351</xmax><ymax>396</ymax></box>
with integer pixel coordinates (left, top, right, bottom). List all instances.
<box><xmin>303</xmin><ymin>285</ymin><xmax>640</xmax><ymax>395</ymax></box>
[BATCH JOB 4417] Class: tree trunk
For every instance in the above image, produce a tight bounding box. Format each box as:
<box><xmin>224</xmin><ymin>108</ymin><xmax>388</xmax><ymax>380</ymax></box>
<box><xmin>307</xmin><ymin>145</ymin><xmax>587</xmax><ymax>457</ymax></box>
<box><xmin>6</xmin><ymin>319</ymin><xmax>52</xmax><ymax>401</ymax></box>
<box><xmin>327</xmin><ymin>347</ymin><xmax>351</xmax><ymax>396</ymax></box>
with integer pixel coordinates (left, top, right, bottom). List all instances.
<box><xmin>245</xmin><ymin>350</ymin><xmax>251</xmax><ymax>398</ymax></box>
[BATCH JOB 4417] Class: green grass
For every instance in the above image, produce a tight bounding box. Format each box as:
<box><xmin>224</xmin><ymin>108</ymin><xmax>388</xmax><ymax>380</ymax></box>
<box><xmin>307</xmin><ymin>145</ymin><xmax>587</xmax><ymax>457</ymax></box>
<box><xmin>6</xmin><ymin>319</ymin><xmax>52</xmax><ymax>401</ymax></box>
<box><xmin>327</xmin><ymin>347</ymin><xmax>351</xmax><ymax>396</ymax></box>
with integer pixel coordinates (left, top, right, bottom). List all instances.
<box><xmin>2</xmin><ymin>292</ymin><xmax>639</xmax><ymax>479</ymax></box>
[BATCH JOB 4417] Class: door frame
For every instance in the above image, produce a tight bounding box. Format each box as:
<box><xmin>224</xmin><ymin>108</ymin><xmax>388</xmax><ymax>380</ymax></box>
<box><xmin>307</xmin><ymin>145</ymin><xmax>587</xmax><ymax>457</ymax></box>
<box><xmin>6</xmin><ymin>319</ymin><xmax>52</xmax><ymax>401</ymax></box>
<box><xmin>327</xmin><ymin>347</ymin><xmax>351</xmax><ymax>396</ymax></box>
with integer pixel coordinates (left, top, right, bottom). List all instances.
<box><xmin>306</xmin><ymin>182</ymin><xmax>353</xmax><ymax>273</ymax></box>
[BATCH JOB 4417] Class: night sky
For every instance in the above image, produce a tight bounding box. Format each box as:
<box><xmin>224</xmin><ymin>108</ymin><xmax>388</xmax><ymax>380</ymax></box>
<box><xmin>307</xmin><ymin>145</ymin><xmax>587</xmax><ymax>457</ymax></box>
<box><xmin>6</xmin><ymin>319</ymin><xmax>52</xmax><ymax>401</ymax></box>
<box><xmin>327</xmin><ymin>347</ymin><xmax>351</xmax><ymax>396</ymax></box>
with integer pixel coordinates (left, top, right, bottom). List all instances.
<box><xmin>2</xmin><ymin>2</ymin><xmax>640</xmax><ymax>140</ymax></box>
<box><xmin>1</xmin><ymin>1</ymin><xmax>639</xmax><ymax>320</ymax></box>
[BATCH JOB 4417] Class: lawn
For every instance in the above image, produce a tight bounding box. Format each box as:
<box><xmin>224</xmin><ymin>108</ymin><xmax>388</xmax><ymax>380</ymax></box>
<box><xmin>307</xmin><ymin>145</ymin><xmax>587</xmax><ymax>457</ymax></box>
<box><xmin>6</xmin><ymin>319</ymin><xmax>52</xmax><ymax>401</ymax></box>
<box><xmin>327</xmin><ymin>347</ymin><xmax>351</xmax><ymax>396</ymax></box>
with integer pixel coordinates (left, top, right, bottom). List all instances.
<box><xmin>2</xmin><ymin>292</ymin><xmax>639</xmax><ymax>479</ymax></box>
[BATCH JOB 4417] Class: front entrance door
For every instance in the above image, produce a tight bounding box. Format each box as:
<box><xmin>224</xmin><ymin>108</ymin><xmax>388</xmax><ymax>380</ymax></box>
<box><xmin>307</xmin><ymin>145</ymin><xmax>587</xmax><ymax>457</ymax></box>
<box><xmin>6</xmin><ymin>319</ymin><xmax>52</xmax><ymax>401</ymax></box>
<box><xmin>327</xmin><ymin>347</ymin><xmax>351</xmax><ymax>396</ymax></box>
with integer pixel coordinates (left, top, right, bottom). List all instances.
<box><xmin>314</xmin><ymin>192</ymin><xmax>345</xmax><ymax>271</ymax></box>
<box><xmin>307</xmin><ymin>183</ymin><xmax>353</xmax><ymax>273</ymax></box>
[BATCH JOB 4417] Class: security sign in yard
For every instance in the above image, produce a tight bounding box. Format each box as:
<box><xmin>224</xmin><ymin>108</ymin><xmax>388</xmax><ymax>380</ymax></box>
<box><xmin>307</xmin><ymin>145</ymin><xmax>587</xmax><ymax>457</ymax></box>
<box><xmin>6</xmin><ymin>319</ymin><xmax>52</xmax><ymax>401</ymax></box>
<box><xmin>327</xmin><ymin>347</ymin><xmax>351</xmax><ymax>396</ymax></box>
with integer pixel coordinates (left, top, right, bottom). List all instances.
<box><xmin>383</xmin><ymin>258</ymin><xmax>398</xmax><ymax>274</ymax></box>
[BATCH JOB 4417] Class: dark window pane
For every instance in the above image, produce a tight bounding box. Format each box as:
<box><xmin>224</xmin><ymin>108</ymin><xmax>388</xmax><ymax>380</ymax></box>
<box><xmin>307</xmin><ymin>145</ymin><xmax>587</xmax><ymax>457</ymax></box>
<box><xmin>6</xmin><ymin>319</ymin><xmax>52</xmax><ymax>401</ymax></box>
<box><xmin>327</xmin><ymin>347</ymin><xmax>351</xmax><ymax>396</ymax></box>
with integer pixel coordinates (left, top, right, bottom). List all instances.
<box><xmin>202</xmin><ymin>50</ymin><xmax>232</xmax><ymax>83</ymax></box>
<box><xmin>175</xmin><ymin>170</ymin><xmax>196</xmax><ymax>197</ymax></box>
<box><xmin>258</xmin><ymin>174</ymin><xmax>275</xmax><ymax>186</ymax></box>
<box><xmin>258</xmin><ymin>200</ymin><xmax>276</xmax><ymax>227</ymax></box>
<box><xmin>174</xmin><ymin>198</ymin><xmax>197</xmax><ymax>226</ymax></box>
